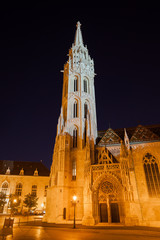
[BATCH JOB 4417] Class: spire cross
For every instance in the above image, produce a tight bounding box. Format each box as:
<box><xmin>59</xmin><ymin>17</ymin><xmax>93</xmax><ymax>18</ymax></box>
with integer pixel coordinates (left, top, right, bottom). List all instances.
<box><xmin>76</xmin><ymin>21</ymin><xmax>81</xmax><ymax>28</ymax></box>
<box><xmin>74</xmin><ymin>21</ymin><xmax>83</xmax><ymax>46</ymax></box>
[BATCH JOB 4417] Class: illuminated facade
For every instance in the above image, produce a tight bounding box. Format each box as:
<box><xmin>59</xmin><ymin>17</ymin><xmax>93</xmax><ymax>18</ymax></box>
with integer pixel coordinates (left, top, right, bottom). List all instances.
<box><xmin>44</xmin><ymin>22</ymin><xmax>160</xmax><ymax>227</ymax></box>
<box><xmin>0</xmin><ymin>160</ymin><xmax>49</xmax><ymax>213</ymax></box>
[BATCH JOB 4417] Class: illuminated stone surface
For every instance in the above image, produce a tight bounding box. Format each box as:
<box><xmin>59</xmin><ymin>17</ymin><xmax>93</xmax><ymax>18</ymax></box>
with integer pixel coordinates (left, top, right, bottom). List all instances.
<box><xmin>1</xmin><ymin>225</ymin><xmax>160</xmax><ymax>240</ymax></box>
<box><xmin>44</xmin><ymin>22</ymin><xmax>160</xmax><ymax>227</ymax></box>
<box><xmin>0</xmin><ymin>161</ymin><xmax>49</xmax><ymax>213</ymax></box>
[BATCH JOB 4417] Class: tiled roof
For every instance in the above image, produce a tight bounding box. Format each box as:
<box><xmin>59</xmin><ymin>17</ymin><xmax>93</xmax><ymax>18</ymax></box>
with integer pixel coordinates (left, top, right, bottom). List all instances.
<box><xmin>97</xmin><ymin>124</ymin><xmax>160</xmax><ymax>145</ymax></box>
<box><xmin>98</xmin><ymin>128</ymin><xmax>121</xmax><ymax>145</ymax></box>
<box><xmin>0</xmin><ymin>160</ymin><xmax>50</xmax><ymax>176</ymax></box>
<box><xmin>130</xmin><ymin>125</ymin><xmax>160</xmax><ymax>142</ymax></box>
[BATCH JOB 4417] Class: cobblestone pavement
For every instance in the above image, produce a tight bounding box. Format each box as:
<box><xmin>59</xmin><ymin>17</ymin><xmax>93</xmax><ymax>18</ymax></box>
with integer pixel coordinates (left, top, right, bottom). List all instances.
<box><xmin>1</xmin><ymin>225</ymin><xmax>160</xmax><ymax>240</ymax></box>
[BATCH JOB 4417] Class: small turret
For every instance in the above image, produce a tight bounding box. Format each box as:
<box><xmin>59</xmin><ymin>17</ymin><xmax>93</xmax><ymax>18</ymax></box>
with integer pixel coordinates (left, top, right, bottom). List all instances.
<box><xmin>124</xmin><ymin>128</ymin><xmax>130</xmax><ymax>151</ymax></box>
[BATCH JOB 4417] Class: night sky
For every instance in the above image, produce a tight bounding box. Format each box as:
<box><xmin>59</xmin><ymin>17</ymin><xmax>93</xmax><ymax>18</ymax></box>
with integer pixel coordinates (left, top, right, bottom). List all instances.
<box><xmin>1</xmin><ymin>5</ymin><xmax>160</xmax><ymax>169</ymax></box>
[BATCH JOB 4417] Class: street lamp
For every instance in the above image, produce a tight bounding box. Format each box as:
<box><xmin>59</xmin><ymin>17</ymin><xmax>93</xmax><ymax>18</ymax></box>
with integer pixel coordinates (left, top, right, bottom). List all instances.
<box><xmin>13</xmin><ymin>199</ymin><xmax>17</xmax><ymax>203</ymax></box>
<box><xmin>72</xmin><ymin>195</ymin><xmax>77</xmax><ymax>229</ymax></box>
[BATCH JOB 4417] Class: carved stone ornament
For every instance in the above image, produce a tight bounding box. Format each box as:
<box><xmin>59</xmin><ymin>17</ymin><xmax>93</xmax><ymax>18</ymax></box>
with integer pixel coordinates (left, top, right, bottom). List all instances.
<box><xmin>100</xmin><ymin>181</ymin><xmax>114</xmax><ymax>194</ymax></box>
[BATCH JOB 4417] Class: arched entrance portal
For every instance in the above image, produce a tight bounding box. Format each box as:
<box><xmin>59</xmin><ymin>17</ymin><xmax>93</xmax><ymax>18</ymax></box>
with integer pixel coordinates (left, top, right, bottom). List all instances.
<box><xmin>99</xmin><ymin>193</ymin><xmax>120</xmax><ymax>223</ymax></box>
<box><xmin>92</xmin><ymin>174</ymin><xmax>123</xmax><ymax>224</ymax></box>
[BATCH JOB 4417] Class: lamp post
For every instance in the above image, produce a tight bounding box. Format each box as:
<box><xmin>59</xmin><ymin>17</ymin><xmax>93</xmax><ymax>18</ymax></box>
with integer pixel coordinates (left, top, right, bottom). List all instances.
<box><xmin>72</xmin><ymin>195</ymin><xmax>77</xmax><ymax>229</ymax></box>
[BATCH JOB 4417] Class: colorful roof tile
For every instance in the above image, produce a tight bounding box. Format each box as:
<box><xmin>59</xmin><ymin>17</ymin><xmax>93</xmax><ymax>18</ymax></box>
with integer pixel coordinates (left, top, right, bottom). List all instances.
<box><xmin>98</xmin><ymin>124</ymin><xmax>160</xmax><ymax>145</ymax></box>
<box><xmin>130</xmin><ymin>125</ymin><xmax>160</xmax><ymax>142</ymax></box>
<box><xmin>98</xmin><ymin>128</ymin><xmax>122</xmax><ymax>145</ymax></box>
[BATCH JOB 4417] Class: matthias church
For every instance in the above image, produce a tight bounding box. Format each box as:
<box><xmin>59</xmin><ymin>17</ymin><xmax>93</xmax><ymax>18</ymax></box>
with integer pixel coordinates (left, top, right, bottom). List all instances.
<box><xmin>44</xmin><ymin>22</ymin><xmax>160</xmax><ymax>227</ymax></box>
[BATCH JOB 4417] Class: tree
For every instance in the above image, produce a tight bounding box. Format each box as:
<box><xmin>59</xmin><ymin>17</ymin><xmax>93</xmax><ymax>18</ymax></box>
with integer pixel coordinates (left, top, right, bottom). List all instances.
<box><xmin>23</xmin><ymin>193</ymin><xmax>38</xmax><ymax>213</ymax></box>
<box><xmin>0</xmin><ymin>192</ymin><xmax>7</xmax><ymax>213</ymax></box>
<box><xmin>9</xmin><ymin>194</ymin><xmax>21</xmax><ymax>215</ymax></box>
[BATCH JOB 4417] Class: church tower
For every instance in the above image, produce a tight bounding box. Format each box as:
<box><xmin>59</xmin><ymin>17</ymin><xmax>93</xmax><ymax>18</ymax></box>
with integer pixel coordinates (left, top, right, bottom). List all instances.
<box><xmin>58</xmin><ymin>21</ymin><xmax>97</xmax><ymax>145</ymax></box>
<box><xmin>44</xmin><ymin>22</ymin><xmax>97</xmax><ymax>224</ymax></box>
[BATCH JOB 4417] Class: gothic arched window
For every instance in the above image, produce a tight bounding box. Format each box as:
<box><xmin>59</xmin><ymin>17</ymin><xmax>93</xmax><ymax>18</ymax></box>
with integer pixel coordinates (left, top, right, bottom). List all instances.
<box><xmin>73</xmin><ymin>101</ymin><xmax>78</xmax><ymax>118</ymax></box>
<box><xmin>74</xmin><ymin>77</ymin><xmax>78</xmax><ymax>91</ymax></box>
<box><xmin>73</xmin><ymin>128</ymin><xmax>77</xmax><ymax>148</ymax></box>
<box><xmin>143</xmin><ymin>153</ymin><xmax>160</xmax><ymax>197</ymax></box>
<box><xmin>84</xmin><ymin>77</ymin><xmax>90</xmax><ymax>93</ymax></box>
<box><xmin>72</xmin><ymin>159</ymin><xmax>76</xmax><ymax>180</ymax></box>
<box><xmin>15</xmin><ymin>183</ymin><xmax>22</xmax><ymax>196</ymax></box>
<box><xmin>84</xmin><ymin>103</ymin><xmax>88</xmax><ymax>119</ymax></box>
<box><xmin>1</xmin><ymin>181</ymin><xmax>9</xmax><ymax>194</ymax></box>
<box><xmin>84</xmin><ymin>79</ymin><xmax>87</xmax><ymax>93</ymax></box>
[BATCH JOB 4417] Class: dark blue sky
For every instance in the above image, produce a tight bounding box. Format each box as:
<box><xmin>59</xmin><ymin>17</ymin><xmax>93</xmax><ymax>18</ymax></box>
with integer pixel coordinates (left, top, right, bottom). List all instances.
<box><xmin>1</xmin><ymin>5</ymin><xmax>160</xmax><ymax>169</ymax></box>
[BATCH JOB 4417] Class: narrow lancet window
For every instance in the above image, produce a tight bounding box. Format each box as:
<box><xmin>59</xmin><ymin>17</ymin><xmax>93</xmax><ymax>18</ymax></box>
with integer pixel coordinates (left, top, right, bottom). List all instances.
<box><xmin>74</xmin><ymin>77</ymin><xmax>78</xmax><ymax>91</ymax></box>
<box><xmin>73</xmin><ymin>128</ymin><xmax>77</xmax><ymax>148</ymax></box>
<box><xmin>73</xmin><ymin>101</ymin><xmax>78</xmax><ymax>118</ymax></box>
<box><xmin>143</xmin><ymin>153</ymin><xmax>160</xmax><ymax>197</ymax></box>
<box><xmin>72</xmin><ymin>159</ymin><xmax>76</xmax><ymax>180</ymax></box>
<box><xmin>84</xmin><ymin>103</ymin><xmax>88</xmax><ymax>119</ymax></box>
<box><xmin>84</xmin><ymin>79</ymin><xmax>87</xmax><ymax>93</ymax></box>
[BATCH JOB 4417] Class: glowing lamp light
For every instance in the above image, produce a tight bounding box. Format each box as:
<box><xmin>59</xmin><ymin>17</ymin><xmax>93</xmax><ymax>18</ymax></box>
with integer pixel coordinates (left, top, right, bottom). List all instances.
<box><xmin>73</xmin><ymin>195</ymin><xmax>77</xmax><ymax>202</ymax></box>
<box><xmin>41</xmin><ymin>203</ymin><xmax>44</xmax><ymax>208</ymax></box>
<box><xmin>13</xmin><ymin>199</ymin><xmax>17</xmax><ymax>203</ymax></box>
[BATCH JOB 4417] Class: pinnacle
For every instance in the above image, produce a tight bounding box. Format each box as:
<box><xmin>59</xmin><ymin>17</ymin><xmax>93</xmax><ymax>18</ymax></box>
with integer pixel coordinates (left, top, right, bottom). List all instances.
<box><xmin>74</xmin><ymin>21</ymin><xmax>84</xmax><ymax>46</ymax></box>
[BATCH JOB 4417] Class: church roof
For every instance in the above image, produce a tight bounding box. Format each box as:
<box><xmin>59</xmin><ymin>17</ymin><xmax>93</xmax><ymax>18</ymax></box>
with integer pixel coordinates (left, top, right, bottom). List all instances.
<box><xmin>130</xmin><ymin>125</ymin><xmax>160</xmax><ymax>142</ymax></box>
<box><xmin>97</xmin><ymin>124</ymin><xmax>160</xmax><ymax>145</ymax></box>
<box><xmin>98</xmin><ymin>128</ymin><xmax>121</xmax><ymax>145</ymax></box>
<box><xmin>0</xmin><ymin>160</ymin><xmax>50</xmax><ymax>176</ymax></box>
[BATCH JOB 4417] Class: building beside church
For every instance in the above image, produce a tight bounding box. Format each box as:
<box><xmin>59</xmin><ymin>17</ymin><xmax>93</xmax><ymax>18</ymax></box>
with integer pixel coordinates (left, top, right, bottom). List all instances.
<box><xmin>0</xmin><ymin>160</ymin><xmax>49</xmax><ymax>213</ymax></box>
<box><xmin>44</xmin><ymin>22</ymin><xmax>160</xmax><ymax>227</ymax></box>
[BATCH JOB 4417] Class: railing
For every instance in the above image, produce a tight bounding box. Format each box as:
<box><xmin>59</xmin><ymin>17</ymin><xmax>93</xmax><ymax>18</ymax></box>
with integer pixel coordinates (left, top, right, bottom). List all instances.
<box><xmin>91</xmin><ymin>163</ymin><xmax>120</xmax><ymax>172</ymax></box>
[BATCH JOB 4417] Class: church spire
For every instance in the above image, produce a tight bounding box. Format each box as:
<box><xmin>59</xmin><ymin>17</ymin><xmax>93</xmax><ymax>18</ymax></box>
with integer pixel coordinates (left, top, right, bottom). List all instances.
<box><xmin>74</xmin><ymin>21</ymin><xmax>84</xmax><ymax>46</ymax></box>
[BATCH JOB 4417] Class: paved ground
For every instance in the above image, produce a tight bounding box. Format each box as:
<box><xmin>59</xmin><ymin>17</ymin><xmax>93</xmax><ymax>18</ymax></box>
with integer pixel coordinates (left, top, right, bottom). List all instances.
<box><xmin>0</xmin><ymin>216</ymin><xmax>160</xmax><ymax>240</ymax></box>
<box><xmin>1</xmin><ymin>225</ymin><xmax>160</xmax><ymax>240</ymax></box>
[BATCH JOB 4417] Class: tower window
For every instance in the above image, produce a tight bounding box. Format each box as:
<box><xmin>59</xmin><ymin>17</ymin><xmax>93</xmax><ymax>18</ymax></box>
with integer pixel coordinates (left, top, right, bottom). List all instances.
<box><xmin>73</xmin><ymin>101</ymin><xmax>78</xmax><ymax>118</ymax></box>
<box><xmin>15</xmin><ymin>183</ymin><xmax>22</xmax><ymax>196</ymax></box>
<box><xmin>74</xmin><ymin>77</ymin><xmax>78</xmax><ymax>91</ymax></box>
<box><xmin>73</xmin><ymin>128</ymin><xmax>77</xmax><ymax>148</ymax></box>
<box><xmin>84</xmin><ymin>103</ymin><xmax>88</xmax><ymax>119</ymax></box>
<box><xmin>84</xmin><ymin>79</ymin><xmax>87</xmax><ymax>93</ymax></box>
<box><xmin>72</xmin><ymin>159</ymin><xmax>76</xmax><ymax>180</ymax></box>
<box><xmin>143</xmin><ymin>153</ymin><xmax>160</xmax><ymax>197</ymax></box>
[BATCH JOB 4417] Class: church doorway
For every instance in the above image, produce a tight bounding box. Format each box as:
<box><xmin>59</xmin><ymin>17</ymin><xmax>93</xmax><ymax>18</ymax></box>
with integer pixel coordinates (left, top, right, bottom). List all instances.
<box><xmin>99</xmin><ymin>201</ymin><xmax>120</xmax><ymax>223</ymax></box>
<box><xmin>110</xmin><ymin>203</ymin><xmax>120</xmax><ymax>223</ymax></box>
<box><xmin>94</xmin><ymin>179</ymin><xmax>123</xmax><ymax>224</ymax></box>
<box><xmin>100</xmin><ymin>203</ymin><xmax>108</xmax><ymax>222</ymax></box>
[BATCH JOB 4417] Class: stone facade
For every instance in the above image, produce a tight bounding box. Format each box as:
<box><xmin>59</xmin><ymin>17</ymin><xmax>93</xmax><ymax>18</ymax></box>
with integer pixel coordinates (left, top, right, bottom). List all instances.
<box><xmin>44</xmin><ymin>22</ymin><xmax>160</xmax><ymax>227</ymax></box>
<box><xmin>0</xmin><ymin>161</ymin><xmax>49</xmax><ymax>213</ymax></box>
